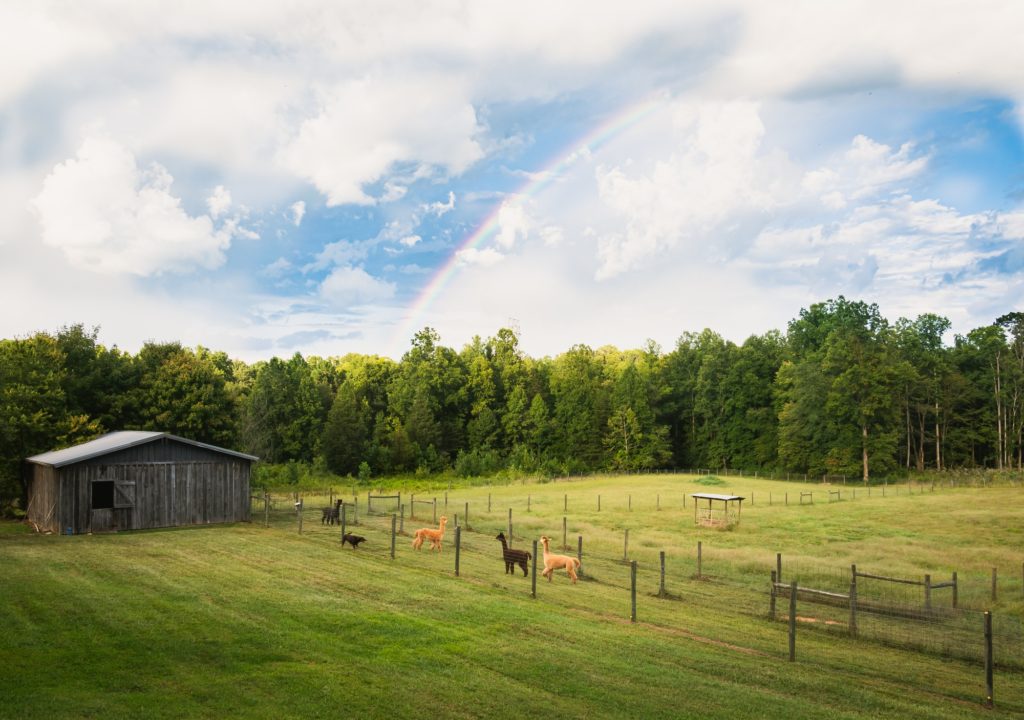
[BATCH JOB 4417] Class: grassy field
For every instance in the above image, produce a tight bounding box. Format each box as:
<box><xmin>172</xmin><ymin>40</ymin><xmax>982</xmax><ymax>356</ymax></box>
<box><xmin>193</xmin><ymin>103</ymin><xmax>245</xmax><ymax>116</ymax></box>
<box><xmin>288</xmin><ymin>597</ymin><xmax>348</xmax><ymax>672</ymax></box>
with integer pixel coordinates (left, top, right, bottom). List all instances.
<box><xmin>2</xmin><ymin>474</ymin><xmax>1022</xmax><ymax>719</ymax></box>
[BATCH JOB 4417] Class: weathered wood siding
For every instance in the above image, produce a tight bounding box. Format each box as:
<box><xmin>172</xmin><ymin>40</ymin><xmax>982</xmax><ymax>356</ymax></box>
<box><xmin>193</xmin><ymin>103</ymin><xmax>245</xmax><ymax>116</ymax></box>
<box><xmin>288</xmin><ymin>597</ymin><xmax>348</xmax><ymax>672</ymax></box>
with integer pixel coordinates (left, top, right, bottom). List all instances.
<box><xmin>26</xmin><ymin>465</ymin><xmax>60</xmax><ymax>533</ymax></box>
<box><xmin>55</xmin><ymin>460</ymin><xmax>251</xmax><ymax>533</ymax></box>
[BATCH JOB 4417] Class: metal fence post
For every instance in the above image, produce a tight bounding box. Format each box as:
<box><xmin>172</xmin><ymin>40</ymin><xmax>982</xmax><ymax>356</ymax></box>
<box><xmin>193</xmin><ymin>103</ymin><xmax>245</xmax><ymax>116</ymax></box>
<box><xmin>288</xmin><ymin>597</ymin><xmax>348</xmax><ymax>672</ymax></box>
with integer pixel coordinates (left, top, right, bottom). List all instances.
<box><xmin>789</xmin><ymin>580</ymin><xmax>798</xmax><ymax>661</ymax></box>
<box><xmin>455</xmin><ymin>526</ymin><xmax>461</xmax><ymax>576</ymax></box>
<box><xmin>531</xmin><ymin>539</ymin><xmax>538</xmax><ymax>598</ymax></box>
<box><xmin>390</xmin><ymin>514</ymin><xmax>396</xmax><ymax>559</ymax></box>
<box><xmin>630</xmin><ymin>561</ymin><xmax>638</xmax><ymax>623</ymax></box>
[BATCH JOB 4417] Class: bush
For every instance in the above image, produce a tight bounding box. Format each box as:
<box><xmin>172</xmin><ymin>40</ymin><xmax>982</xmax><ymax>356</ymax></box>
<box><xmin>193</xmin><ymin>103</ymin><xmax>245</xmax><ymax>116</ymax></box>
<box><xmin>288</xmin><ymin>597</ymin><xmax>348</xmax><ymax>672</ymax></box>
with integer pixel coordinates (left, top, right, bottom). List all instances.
<box><xmin>454</xmin><ymin>448</ymin><xmax>504</xmax><ymax>478</ymax></box>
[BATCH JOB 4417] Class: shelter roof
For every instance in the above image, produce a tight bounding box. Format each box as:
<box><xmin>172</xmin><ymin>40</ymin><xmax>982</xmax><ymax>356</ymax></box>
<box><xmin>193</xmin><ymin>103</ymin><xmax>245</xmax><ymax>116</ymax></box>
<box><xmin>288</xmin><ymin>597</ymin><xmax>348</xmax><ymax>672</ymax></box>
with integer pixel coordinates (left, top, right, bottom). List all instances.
<box><xmin>690</xmin><ymin>493</ymin><xmax>745</xmax><ymax>501</ymax></box>
<box><xmin>26</xmin><ymin>431</ymin><xmax>258</xmax><ymax>467</ymax></box>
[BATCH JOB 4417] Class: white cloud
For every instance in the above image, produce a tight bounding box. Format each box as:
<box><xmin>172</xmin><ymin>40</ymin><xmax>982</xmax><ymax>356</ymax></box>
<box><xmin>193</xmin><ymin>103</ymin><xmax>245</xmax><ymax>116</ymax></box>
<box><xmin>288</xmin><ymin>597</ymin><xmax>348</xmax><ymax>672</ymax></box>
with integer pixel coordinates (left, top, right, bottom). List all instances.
<box><xmin>206</xmin><ymin>185</ymin><xmax>232</xmax><ymax>218</ymax></box>
<box><xmin>262</xmin><ymin>257</ymin><xmax>293</xmax><ymax>277</ymax></box>
<box><xmin>494</xmin><ymin>200</ymin><xmax>532</xmax><ymax>250</ymax></box>
<box><xmin>30</xmin><ymin>136</ymin><xmax>232</xmax><ymax>276</ymax></box>
<box><xmin>426</xmin><ymin>191</ymin><xmax>456</xmax><ymax>216</ymax></box>
<box><xmin>399</xmin><ymin>235</ymin><xmax>422</xmax><ymax>247</ymax></box>
<box><xmin>280</xmin><ymin>75</ymin><xmax>483</xmax><ymax>205</ymax></box>
<box><xmin>457</xmin><ymin>247</ymin><xmax>506</xmax><ymax>267</ymax></box>
<box><xmin>290</xmin><ymin>200</ymin><xmax>306</xmax><ymax>227</ymax></box>
<box><xmin>319</xmin><ymin>265</ymin><xmax>396</xmax><ymax>307</ymax></box>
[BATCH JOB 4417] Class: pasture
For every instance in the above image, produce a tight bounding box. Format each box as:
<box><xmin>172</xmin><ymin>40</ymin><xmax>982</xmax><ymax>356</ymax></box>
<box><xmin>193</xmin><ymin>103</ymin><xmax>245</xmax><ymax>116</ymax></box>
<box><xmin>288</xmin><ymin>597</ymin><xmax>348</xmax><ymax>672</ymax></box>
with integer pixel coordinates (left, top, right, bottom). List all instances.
<box><xmin>2</xmin><ymin>473</ymin><xmax>1023</xmax><ymax>718</ymax></box>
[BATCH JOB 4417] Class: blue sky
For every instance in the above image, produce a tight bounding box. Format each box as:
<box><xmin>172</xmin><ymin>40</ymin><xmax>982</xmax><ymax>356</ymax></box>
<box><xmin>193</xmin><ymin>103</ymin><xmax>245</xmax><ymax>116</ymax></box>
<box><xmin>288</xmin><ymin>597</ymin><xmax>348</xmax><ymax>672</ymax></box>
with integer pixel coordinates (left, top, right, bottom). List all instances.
<box><xmin>2</xmin><ymin>2</ymin><xmax>1024</xmax><ymax>360</ymax></box>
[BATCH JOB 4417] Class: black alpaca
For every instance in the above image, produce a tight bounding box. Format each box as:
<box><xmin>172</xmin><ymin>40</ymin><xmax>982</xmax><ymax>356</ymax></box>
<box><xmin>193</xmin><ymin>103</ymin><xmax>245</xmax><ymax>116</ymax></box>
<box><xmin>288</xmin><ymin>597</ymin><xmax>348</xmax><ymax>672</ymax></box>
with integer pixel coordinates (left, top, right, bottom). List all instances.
<box><xmin>342</xmin><ymin>533</ymin><xmax>366</xmax><ymax>549</ymax></box>
<box><xmin>495</xmin><ymin>531</ymin><xmax>530</xmax><ymax>576</ymax></box>
<box><xmin>322</xmin><ymin>499</ymin><xmax>342</xmax><ymax>525</ymax></box>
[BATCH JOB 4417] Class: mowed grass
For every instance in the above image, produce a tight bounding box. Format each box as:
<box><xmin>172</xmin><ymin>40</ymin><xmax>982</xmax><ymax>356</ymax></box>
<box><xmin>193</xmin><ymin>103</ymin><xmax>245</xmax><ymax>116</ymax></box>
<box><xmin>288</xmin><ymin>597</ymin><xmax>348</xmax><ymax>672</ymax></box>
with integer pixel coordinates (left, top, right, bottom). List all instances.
<box><xmin>1</xmin><ymin>475</ymin><xmax>1022</xmax><ymax>719</ymax></box>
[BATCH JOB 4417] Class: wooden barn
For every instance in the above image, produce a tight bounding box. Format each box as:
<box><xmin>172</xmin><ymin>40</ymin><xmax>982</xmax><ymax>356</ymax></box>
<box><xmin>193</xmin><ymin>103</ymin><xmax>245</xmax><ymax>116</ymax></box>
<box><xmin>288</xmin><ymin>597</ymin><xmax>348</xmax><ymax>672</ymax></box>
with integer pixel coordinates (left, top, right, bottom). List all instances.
<box><xmin>25</xmin><ymin>431</ymin><xmax>257</xmax><ymax>534</ymax></box>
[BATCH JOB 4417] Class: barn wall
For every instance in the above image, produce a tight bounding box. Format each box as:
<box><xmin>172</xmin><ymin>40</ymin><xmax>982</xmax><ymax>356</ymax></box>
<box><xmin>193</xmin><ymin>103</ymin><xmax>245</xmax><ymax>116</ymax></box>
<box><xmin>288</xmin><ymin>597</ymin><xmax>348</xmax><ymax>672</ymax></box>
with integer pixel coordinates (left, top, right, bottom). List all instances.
<box><xmin>58</xmin><ymin>459</ymin><xmax>251</xmax><ymax>533</ymax></box>
<box><xmin>27</xmin><ymin>465</ymin><xmax>60</xmax><ymax>533</ymax></box>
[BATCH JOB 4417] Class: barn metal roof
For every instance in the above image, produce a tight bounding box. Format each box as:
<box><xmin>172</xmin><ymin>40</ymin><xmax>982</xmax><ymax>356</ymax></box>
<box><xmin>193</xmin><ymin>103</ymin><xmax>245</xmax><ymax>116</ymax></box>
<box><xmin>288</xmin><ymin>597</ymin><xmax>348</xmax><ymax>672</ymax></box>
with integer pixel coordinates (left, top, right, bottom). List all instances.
<box><xmin>26</xmin><ymin>431</ymin><xmax>258</xmax><ymax>467</ymax></box>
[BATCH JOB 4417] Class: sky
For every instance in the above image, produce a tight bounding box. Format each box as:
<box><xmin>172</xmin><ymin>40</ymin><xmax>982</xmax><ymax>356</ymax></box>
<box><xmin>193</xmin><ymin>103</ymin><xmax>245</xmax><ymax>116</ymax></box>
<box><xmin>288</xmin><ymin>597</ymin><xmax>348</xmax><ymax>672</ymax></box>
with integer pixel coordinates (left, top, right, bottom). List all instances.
<box><xmin>3</xmin><ymin>1</ymin><xmax>1024</xmax><ymax>361</ymax></box>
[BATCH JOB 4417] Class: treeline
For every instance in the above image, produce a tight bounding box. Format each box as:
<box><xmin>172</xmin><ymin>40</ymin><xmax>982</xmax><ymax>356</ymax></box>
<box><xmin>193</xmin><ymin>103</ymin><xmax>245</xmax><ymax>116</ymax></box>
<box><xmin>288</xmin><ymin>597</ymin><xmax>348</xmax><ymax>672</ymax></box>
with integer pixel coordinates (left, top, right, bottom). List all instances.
<box><xmin>3</xmin><ymin>297</ymin><xmax>1024</xmax><ymax>503</ymax></box>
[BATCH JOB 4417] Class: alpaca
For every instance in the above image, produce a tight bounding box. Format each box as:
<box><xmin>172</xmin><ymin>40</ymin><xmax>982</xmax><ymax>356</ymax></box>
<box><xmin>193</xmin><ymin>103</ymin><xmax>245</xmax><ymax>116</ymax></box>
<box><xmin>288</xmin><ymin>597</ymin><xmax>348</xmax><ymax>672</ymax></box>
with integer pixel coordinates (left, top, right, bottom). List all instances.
<box><xmin>321</xmin><ymin>499</ymin><xmax>342</xmax><ymax>526</ymax></box>
<box><xmin>411</xmin><ymin>516</ymin><xmax>448</xmax><ymax>552</ymax></box>
<box><xmin>342</xmin><ymin>533</ymin><xmax>366</xmax><ymax>549</ymax></box>
<box><xmin>495</xmin><ymin>531</ymin><xmax>530</xmax><ymax>576</ymax></box>
<box><xmin>539</xmin><ymin>535</ymin><xmax>579</xmax><ymax>584</ymax></box>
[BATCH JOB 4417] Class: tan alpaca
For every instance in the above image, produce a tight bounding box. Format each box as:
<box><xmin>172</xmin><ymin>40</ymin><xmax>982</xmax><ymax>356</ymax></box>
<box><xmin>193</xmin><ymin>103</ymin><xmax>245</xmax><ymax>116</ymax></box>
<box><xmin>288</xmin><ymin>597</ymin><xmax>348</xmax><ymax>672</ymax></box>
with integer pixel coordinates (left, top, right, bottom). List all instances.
<box><xmin>539</xmin><ymin>535</ymin><xmax>579</xmax><ymax>584</ymax></box>
<box><xmin>412</xmin><ymin>516</ymin><xmax>448</xmax><ymax>552</ymax></box>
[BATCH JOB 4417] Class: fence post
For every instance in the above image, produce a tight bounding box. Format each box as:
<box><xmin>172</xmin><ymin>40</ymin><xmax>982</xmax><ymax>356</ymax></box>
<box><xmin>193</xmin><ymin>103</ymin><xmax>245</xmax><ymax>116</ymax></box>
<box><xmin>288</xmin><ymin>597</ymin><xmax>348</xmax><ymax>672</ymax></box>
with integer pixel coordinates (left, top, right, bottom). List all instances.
<box><xmin>488</xmin><ymin>493</ymin><xmax>491</xmax><ymax>512</ymax></box>
<box><xmin>630</xmin><ymin>561</ymin><xmax>638</xmax><ymax>623</ymax></box>
<box><xmin>531</xmin><ymin>540</ymin><xmax>538</xmax><ymax>598</ymax></box>
<box><xmin>623</xmin><ymin>529</ymin><xmax>629</xmax><ymax>561</ymax></box>
<box><xmin>508</xmin><ymin>508</ymin><xmax>513</xmax><ymax>539</ymax></box>
<box><xmin>577</xmin><ymin>535</ymin><xmax>584</xmax><ymax>578</ymax></box>
<box><xmin>697</xmin><ymin>541</ymin><xmax>703</xmax><ymax>579</ymax></box>
<box><xmin>354</xmin><ymin>498</ymin><xmax>358</xmax><ymax>525</ymax></box>
<box><xmin>786</xmin><ymin>492</ymin><xmax>789</xmax><ymax>506</ymax></box>
<box><xmin>390</xmin><ymin>514</ymin><xmax>396</xmax><ymax>560</ymax></box>
<box><xmin>985</xmin><ymin>611</ymin><xmax>993</xmax><ymax>706</ymax></box>
<box><xmin>564</xmin><ymin>494</ymin><xmax>567</xmax><ymax>512</ymax></box>
<box><xmin>465</xmin><ymin>502</ymin><xmax>469</xmax><ymax>530</ymax></box>
<box><xmin>444</xmin><ymin>491</ymin><xmax>448</xmax><ymax>508</ymax></box>
<box><xmin>528</xmin><ymin>494</ymin><xmax>531</xmax><ymax>512</ymax></box>
<box><xmin>789</xmin><ymin>580</ymin><xmax>798</xmax><ymax>662</ymax></box>
<box><xmin>297</xmin><ymin>497</ymin><xmax>303</xmax><ymax>534</ymax></box>
<box><xmin>340</xmin><ymin>501</ymin><xmax>346</xmax><ymax>540</ymax></box>
<box><xmin>924</xmin><ymin>574</ymin><xmax>932</xmax><ymax>609</ymax></box>
<box><xmin>992</xmin><ymin>567</ymin><xmax>998</xmax><ymax>602</ymax></box>
<box><xmin>433</xmin><ymin>498</ymin><xmax>437</xmax><ymax>524</ymax></box>
<box><xmin>598</xmin><ymin>494</ymin><xmax>601</xmax><ymax>511</ymax></box>
<box><xmin>770</xmin><ymin>570</ymin><xmax>777</xmax><ymax>619</ymax></box>
<box><xmin>399</xmin><ymin>504</ymin><xmax>405</xmax><ymax>534</ymax></box>
<box><xmin>264</xmin><ymin>492</ymin><xmax>269</xmax><ymax>528</ymax></box>
<box><xmin>659</xmin><ymin>551</ymin><xmax>666</xmax><ymax>597</ymax></box>
<box><xmin>777</xmin><ymin>553</ymin><xmax>783</xmax><ymax>584</ymax></box>
<box><xmin>562</xmin><ymin>516</ymin><xmax>567</xmax><ymax>550</ymax></box>
<box><xmin>410</xmin><ymin>494</ymin><xmax>415</xmax><ymax>519</ymax></box>
<box><xmin>849</xmin><ymin>578</ymin><xmax>858</xmax><ymax>637</ymax></box>
<box><xmin>455</xmin><ymin>526</ymin><xmax>461</xmax><ymax>577</ymax></box>
<box><xmin>952</xmin><ymin>571</ymin><xmax>958</xmax><ymax>608</ymax></box>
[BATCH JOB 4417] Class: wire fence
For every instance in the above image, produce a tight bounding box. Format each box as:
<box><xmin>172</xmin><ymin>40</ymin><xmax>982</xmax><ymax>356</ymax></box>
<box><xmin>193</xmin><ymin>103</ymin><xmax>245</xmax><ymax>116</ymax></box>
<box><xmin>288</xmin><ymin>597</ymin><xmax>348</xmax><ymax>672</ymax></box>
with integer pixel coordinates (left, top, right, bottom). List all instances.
<box><xmin>248</xmin><ymin>487</ymin><xmax>1024</xmax><ymax>704</ymax></box>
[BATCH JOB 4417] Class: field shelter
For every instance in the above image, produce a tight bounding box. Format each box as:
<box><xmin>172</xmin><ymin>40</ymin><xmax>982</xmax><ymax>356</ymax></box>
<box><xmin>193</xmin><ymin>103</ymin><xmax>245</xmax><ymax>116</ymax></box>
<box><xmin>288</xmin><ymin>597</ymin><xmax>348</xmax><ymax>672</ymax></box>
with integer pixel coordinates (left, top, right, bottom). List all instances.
<box><xmin>691</xmin><ymin>492</ymin><xmax>745</xmax><ymax>528</ymax></box>
<box><xmin>25</xmin><ymin>431</ymin><xmax>257</xmax><ymax>534</ymax></box>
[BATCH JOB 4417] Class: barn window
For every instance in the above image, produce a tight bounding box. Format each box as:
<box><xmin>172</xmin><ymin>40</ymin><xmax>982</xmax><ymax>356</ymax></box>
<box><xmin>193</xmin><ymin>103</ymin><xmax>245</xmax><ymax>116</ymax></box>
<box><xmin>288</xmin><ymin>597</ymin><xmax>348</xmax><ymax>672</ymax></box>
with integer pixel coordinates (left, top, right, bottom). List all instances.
<box><xmin>91</xmin><ymin>480</ymin><xmax>114</xmax><ymax>509</ymax></box>
<box><xmin>114</xmin><ymin>481</ymin><xmax>135</xmax><ymax>508</ymax></box>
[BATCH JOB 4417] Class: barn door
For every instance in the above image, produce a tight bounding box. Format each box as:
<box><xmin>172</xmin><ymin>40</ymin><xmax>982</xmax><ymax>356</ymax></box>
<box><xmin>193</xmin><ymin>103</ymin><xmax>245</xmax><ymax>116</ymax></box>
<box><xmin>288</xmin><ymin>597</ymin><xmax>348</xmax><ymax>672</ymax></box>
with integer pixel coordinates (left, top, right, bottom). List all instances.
<box><xmin>113</xmin><ymin>481</ymin><xmax>135</xmax><ymax>508</ymax></box>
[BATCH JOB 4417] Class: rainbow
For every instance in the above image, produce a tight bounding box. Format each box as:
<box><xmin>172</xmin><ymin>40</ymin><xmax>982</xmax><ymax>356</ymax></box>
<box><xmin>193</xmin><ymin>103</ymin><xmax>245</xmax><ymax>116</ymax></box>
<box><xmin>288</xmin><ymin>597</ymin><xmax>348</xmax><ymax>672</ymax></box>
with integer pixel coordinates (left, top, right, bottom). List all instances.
<box><xmin>391</xmin><ymin>91</ymin><xmax>670</xmax><ymax>351</ymax></box>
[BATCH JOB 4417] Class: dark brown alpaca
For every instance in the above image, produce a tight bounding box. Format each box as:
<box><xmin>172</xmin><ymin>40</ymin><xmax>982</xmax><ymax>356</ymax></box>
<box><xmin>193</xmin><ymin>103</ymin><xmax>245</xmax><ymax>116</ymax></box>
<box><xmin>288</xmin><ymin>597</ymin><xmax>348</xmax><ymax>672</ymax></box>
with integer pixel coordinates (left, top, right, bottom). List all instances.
<box><xmin>496</xmin><ymin>531</ymin><xmax>530</xmax><ymax>576</ymax></box>
<box><xmin>322</xmin><ymin>499</ymin><xmax>342</xmax><ymax>525</ymax></box>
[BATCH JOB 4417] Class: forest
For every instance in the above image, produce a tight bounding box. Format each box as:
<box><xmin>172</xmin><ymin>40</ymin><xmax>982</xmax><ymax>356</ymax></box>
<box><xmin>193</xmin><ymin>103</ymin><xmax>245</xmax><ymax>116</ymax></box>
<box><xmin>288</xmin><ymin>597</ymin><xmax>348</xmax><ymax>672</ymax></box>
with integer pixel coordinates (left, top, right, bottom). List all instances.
<box><xmin>2</xmin><ymin>296</ymin><xmax>1024</xmax><ymax>506</ymax></box>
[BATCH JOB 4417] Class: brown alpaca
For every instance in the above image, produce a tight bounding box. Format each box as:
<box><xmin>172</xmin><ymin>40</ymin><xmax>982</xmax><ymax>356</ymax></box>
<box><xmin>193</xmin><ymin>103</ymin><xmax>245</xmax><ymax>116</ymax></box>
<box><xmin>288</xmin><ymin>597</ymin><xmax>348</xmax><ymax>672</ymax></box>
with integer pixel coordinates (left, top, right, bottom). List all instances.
<box><xmin>411</xmin><ymin>516</ymin><xmax>448</xmax><ymax>552</ymax></box>
<box><xmin>540</xmin><ymin>535</ymin><xmax>579</xmax><ymax>584</ymax></box>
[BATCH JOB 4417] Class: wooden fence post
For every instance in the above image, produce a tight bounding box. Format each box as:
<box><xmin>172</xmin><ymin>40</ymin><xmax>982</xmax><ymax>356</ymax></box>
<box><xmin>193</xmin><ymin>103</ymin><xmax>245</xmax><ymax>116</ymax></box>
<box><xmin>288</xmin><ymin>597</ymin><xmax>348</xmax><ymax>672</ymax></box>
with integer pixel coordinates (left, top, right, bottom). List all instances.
<box><xmin>777</xmin><ymin>553</ymin><xmax>783</xmax><ymax>584</ymax></box>
<box><xmin>444</xmin><ymin>491</ymin><xmax>448</xmax><ymax>508</ymax></box>
<box><xmin>390</xmin><ymin>514</ymin><xmax>396</xmax><ymax>559</ymax></box>
<box><xmin>849</xmin><ymin>578</ymin><xmax>858</xmax><ymax>637</ymax></box>
<box><xmin>952</xmin><ymin>571</ymin><xmax>958</xmax><ymax>608</ymax></box>
<box><xmin>488</xmin><ymin>493</ymin><xmax>491</xmax><ymax>512</ymax></box>
<box><xmin>297</xmin><ymin>498</ymin><xmax>303</xmax><ymax>534</ymax></box>
<box><xmin>630</xmin><ymin>560</ymin><xmax>638</xmax><ymax>623</ymax></box>
<box><xmin>985</xmin><ymin>611</ymin><xmax>993</xmax><ymax>706</ymax></box>
<box><xmin>769</xmin><ymin>570</ymin><xmax>777</xmax><ymax>619</ymax></box>
<box><xmin>789</xmin><ymin>580</ymin><xmax>798</xmax><ymax>662</ymax></box>
<box><xmin>454</xmin><ymin>526</ymin><xmax>461</xmax><ymax>576</ymax></box>
<box><xmin>598</xmin><ymin>494</ymin><xmax>601</xmax><ymax>511</ymax></box>
<box><xmin>264</xmin><ymin>492</ymin><xmax>269</xmax><ymax>528</ymax></box>
<box><xmin>623</xmin><ymin>529</ymin><xmax>629</xmax><ymax>562</ymax></box>
<box><xmin>399</xmin><ymin>504</ymin><xmax>405</xmax><ymax>534</ymax></box>
<box><xmin>465</xmin><ymin>502</ymin><xmax>469</xmax><ymax>530</ymax></box>
<box><xmin>562</xmin><ymin>516</ymin><xmax>567</xmax><ymax>550</ymax></box>
<box><xmin>433</xmin><ymin>498</ymin><xmax>437</xmax><ymax>524</ymax></box>
<box><xmin>924</xmin><ymin>574</ymin><xmax>932</xmax><ymax>609</ymax></box>
<box><xmin>992</xmin><ymin>567</ymin><xmax>998</xmax><ymax>602</ymax></box>
<box><xmin>508</xmin><ymin>508</ymin><xmax>513</xmax><ymax>540</ymax></box>
<box><xmin>340</xmin><ymin>502</ymin><xmax>346</xmax><ymax>540</ymax></box>
<box><xmin>564</xmin><ymin>494</ymin><xmax>567</xmax><ymax>512</ymax></box>
<box><xmin>531</xmin><ymin>540</ymin><xmax>538</xmax><ymax>598</ymax></box>
<box><xmin>577</xmin><ymin>535</ymin><xmax>584</xmax><ymax>578</ymax></box>
<box><xmin>528</xmin><ymin>494</ymin><xmax>531</xmax><ymax>512</ymax></box>
<box><xmin>697</xmin><ymin>540</ymin><xmax>703</xmax><ymax>579</ymax></box>
<box><xmin>354</xmin><ymin>498</ymin><xmax>358</xmax><ymax>525</ymax></box>
<box><xmin>410</xmin><ymin>493</ymin><xmax>415</xmax><ymax>519</ymax></box>
<box><xmin>659</xmin><ymin>551</ymin><xmax>666</xmax><ymax>597</ymax></box>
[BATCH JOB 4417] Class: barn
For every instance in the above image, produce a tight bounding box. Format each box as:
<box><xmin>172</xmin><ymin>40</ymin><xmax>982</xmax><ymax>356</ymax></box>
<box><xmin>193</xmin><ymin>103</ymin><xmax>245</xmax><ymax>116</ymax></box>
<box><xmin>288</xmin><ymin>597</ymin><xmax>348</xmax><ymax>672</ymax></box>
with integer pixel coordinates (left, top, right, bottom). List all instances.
<box><xmin>25</xmin><ymin>431</ymin><xmax>258</xmax><ymax>534</ymax></box>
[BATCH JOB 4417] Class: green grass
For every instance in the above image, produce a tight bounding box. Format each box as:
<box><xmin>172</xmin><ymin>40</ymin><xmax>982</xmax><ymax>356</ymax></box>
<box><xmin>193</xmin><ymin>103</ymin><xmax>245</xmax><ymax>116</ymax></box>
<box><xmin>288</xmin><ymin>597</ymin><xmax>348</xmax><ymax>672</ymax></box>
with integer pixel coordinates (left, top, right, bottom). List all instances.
<box><xmin>2</xmin><ymin>474</ymin><xmax>1022</xmax><ymax>718</ymax></box>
